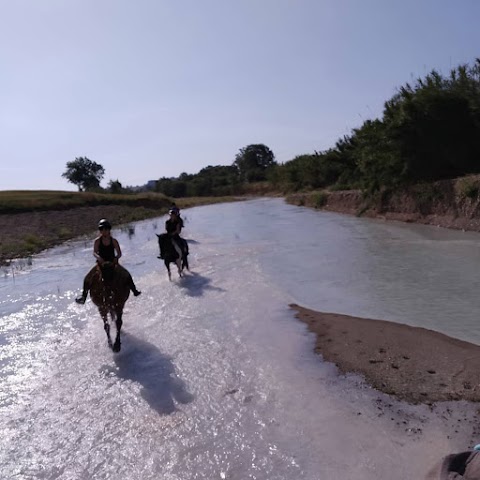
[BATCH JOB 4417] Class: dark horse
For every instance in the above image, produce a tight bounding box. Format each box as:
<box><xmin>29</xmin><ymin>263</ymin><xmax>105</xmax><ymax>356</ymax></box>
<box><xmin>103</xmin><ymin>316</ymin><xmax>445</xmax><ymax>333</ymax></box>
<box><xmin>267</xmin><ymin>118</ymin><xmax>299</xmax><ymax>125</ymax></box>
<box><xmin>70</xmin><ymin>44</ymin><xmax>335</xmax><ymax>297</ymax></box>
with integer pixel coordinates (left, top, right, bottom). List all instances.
<box><xmin>156</xmin><ymin>234</ymin><xmax>189</xmax><ymax>280</ymax></box>
<box><xmin>89</xmin><ymin>262</ymin><xmax>131</xmax><ymax>352</ymax></box>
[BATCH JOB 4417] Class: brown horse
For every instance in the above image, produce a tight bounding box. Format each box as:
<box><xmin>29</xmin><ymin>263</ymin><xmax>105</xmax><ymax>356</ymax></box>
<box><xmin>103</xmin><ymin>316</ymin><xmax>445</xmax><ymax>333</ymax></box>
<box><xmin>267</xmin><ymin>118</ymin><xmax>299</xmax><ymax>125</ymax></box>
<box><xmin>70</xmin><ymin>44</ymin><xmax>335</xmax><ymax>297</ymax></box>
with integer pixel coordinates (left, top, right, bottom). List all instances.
<box><xmin>89</xmin><ymin>262</ymin><xmax>131</xmax><ymax>352</ymax></box>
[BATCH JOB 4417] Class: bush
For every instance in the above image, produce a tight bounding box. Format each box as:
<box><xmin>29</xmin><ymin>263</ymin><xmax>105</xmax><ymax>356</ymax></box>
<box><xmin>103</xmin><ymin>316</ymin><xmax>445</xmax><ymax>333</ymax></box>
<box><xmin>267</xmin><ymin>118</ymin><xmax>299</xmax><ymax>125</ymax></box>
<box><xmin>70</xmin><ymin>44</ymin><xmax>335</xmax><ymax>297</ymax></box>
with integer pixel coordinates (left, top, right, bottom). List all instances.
<box><xmin>22</xmin><ymin>234</ymin><xmax>46</xmax><ymax>253</ymax></box>
<box><xmin>313</xmin><ymin>192</ymin><xmax>328</xmax><ymax>208</ymax></box>
<box><xmin>57</xmin><ymin>227</ymin><xmax>72</xmax><ymax>239</ymax></box>
<box><xmin>458</xmin><ymin>178</ymin><xmax>479</xmax><ymax>199</ymax></box>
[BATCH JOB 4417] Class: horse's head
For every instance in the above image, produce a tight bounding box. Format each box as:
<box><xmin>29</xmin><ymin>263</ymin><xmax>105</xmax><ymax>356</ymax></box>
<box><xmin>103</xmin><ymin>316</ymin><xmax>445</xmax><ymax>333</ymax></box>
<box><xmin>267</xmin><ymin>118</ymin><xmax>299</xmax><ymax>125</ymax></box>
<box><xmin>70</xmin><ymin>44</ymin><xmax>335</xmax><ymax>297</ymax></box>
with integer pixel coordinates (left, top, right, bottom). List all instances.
<box><xmin>100</xmin><ymin>261</ymin><xmax>116</xmax><ymax>284</ymax></box>
<box><xmin>157</xmin><ymin>233</ymin><xmax>177</xmax><ymax>260</ymax></box>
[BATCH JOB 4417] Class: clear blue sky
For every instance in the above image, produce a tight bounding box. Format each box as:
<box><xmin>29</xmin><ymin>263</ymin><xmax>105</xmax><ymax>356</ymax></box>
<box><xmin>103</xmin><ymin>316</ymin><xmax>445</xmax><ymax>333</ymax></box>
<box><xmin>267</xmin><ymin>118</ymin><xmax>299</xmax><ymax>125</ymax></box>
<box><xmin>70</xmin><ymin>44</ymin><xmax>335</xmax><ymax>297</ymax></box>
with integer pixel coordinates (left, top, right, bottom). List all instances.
<box><xmin>1</xmin><ymin>0</ymin><xmax>479</xmax><ymax>191</ymax></box>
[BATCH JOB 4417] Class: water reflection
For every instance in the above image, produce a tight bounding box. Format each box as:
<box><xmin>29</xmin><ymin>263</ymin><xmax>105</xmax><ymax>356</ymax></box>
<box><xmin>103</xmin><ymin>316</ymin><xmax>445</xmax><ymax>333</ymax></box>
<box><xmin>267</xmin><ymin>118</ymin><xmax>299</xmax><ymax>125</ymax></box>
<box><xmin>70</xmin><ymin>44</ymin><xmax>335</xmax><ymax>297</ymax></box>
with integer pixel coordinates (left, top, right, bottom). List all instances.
<box><xmin>120</xmin><ymin>224</ymin><xmax>136</xmax><ymax>239</ymax></box>
<box><xmin>0</xmin><ymin>257</ymin><xmax>33</xmax><ymax>279</ymax></box>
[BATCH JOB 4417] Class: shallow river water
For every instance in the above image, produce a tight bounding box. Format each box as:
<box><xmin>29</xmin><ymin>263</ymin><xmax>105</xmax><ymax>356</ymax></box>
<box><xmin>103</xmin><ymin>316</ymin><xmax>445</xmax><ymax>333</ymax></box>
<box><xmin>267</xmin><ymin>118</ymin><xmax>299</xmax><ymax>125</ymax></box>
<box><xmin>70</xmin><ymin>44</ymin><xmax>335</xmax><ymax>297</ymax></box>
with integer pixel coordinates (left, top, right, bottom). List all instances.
<box><xmin>1</xmin><ymin>198</ymin><xmax>480</xmax><ymax>479</ymax></box>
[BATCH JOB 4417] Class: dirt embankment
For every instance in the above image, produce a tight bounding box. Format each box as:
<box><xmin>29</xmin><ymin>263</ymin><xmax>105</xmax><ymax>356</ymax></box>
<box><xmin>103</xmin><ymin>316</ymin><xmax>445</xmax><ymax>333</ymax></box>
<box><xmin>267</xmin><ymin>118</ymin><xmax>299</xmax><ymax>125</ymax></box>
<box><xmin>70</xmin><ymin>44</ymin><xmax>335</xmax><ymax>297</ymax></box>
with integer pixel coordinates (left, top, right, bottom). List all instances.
<box><xmin>0</xmin><ymin>205</ymin><xmax>164</xmax><ymax>265</ymax></box>
<box><xmin>286</xmin><ymin>176</ymin><xmax>480</xmax><ymax>232</ymax></box>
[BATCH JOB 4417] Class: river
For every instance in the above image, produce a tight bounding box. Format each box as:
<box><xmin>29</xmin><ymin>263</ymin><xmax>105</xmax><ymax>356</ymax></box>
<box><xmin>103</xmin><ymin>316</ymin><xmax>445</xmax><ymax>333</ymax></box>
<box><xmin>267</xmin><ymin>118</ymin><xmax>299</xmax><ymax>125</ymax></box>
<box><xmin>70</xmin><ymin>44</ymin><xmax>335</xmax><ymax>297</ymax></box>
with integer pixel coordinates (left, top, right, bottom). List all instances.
<box><xmin>1</xmin><ymin>198</ymin><xmax>479</xmax><ymax>479</ymax></box>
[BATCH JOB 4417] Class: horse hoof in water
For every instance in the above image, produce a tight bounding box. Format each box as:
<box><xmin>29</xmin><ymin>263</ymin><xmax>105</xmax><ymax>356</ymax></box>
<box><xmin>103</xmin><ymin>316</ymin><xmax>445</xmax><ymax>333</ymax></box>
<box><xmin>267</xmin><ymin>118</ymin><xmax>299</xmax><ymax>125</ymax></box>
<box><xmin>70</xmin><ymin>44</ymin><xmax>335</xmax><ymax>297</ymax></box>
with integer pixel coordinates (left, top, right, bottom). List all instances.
<box><xmin>112</xmin><ymin>340</ymin><xmax>121</xmax><ymax>353</ymax></box>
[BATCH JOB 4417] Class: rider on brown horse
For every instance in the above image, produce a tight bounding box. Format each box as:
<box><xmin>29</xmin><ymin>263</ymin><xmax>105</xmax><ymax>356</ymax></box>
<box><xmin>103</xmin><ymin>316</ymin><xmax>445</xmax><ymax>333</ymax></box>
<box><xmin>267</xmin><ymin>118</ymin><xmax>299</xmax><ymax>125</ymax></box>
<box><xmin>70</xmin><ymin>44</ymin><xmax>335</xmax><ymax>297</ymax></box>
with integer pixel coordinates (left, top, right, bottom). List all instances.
<box><xmin>75</xmin><ymin>219</ymin><xmax>141</xmax><ymax>304</ymax></box>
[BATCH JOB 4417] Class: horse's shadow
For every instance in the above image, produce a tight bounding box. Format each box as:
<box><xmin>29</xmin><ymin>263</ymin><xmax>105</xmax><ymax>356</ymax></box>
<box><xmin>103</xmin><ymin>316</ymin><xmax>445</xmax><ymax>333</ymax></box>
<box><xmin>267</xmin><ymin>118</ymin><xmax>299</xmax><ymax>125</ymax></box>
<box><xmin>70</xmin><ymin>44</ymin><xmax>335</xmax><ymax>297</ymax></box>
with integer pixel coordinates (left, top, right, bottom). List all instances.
<box><xmin>109</xmin><ymin>332</ymin><xmax>194</xmax><ymax>415</ymax></box>
<box><xmin>179</xmin><ymin>271</ymin><xmax>226</xmax><ymax>297</ymax></box>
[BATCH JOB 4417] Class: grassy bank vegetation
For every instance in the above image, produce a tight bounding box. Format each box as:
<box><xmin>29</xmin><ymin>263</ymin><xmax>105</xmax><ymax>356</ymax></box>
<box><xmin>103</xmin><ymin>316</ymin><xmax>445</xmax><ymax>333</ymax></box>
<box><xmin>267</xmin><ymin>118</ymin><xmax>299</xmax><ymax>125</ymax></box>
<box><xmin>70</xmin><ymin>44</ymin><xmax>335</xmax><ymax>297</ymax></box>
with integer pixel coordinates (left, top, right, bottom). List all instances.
<box><xmin>0</xmin><ymin>190</ymin><xmax>238</xmax><ymax>213</ymax></box>
<box><xmin>0</xmin><ymin>190</ymin><xmax>174</xmax><ymax>214</ymax></box>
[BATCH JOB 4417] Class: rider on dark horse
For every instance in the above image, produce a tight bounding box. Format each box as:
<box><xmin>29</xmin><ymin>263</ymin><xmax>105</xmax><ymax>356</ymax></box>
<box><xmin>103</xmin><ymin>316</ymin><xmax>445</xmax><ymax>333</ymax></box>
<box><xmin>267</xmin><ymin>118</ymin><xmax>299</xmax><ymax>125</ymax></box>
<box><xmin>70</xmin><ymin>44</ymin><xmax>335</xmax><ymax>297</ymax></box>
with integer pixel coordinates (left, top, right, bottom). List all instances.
<box><xmin>75</xmin><ymin>219</ymin><xmax>141</xmax><ymax>304</ymax></box>
<box><xmin>160</xmin><ymin>207</ymin><xmax>188</xmax><ymax>272</ymax></box>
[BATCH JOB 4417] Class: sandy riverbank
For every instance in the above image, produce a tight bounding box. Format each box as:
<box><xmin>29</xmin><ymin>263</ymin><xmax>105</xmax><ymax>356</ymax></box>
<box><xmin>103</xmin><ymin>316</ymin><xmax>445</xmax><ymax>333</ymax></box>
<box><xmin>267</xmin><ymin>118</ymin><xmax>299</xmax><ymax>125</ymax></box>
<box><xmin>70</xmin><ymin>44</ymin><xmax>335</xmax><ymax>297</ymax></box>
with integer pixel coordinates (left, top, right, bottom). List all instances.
<box><xmin>290</xmin><ymin>304</ymin><xmax>480</xmax><ymax>405</ymax></box>
<box><xmin>291</xmin><ymin>305</ymin><xmax>480</xmax><ymax>477</ymax></box>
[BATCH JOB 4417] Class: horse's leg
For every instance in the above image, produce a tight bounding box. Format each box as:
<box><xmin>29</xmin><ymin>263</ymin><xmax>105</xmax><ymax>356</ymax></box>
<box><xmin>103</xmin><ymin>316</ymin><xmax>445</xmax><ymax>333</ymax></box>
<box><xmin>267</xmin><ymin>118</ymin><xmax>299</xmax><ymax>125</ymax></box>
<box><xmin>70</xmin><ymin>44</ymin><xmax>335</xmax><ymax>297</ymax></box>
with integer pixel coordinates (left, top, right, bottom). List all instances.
<box><xmin>112</xmin><ymin>311</ymin><xmax>123</xmax><ymax>353</ymax></box>
<box><xmin>175</xmin><ymin>258</ymin><xmax>183</xmax><ymax>277</ymax></box>
<box><xmin>181</xmin><ymin>240</ymin><xmax>190</xmax><ymax>271</ymax></box>
<box><xmin>104</xmin><ymin>321</ymin><xmax>113</xmax><ymax>349</ymax></box>
<box><xmin>100</xmin><ymin>308</ymin><xmax>113</xmax><ymax>349</ymax></box>
<box><xmin>183</xmin><ymin>253</ymin><xmax>189</xmax><ymax>272</ymax></box>
<box><xmin>165</xmin><ymin>260</ymin><xmax>172</xmax><ymax>281</ymax></box>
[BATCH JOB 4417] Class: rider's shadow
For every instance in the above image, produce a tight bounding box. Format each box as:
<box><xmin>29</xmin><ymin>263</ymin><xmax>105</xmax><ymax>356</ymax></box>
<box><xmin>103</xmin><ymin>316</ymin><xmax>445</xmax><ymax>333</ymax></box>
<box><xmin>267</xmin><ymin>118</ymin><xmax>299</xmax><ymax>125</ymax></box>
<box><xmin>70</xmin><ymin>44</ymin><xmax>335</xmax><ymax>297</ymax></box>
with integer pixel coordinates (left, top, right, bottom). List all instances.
<box><xmin>179</xmin><ymin>271</ymin><xmax>226</xmax><ymax>297</ymax></box>
<box><xmin>111</xmin><ymin>332</ymin><xmax>194</xmax><ymax>415</ymax></box>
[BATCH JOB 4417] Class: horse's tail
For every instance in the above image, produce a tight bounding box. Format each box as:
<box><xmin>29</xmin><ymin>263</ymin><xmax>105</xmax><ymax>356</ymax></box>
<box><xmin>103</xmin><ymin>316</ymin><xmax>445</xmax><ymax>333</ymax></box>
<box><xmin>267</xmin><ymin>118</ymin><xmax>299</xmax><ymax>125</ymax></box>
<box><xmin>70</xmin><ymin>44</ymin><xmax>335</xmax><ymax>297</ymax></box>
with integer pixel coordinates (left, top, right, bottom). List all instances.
<box><xmin>180</xmin><ymin>238</ymin><xmax>189</xmax><ymax>256</ymax></box>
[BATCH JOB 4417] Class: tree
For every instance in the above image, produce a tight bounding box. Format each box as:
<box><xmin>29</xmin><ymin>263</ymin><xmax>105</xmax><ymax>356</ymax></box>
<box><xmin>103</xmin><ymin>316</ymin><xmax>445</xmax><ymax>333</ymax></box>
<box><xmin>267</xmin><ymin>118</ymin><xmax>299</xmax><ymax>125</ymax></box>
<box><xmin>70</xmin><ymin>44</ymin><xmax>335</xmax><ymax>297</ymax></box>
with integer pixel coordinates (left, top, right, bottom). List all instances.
<box><xmin>107</xmin><ymin>179</ymin><xmax>123</xmax><ymax>194</ymax></box>
<box><xmin>155</xmin><ymin>177</ymin><xmax>187</xmax><ymax>197</ymax></box>
<box><xmin>234</xmin><ymin>144</ymin><xmax>276</xmax><ymax>182</ymax></box>
<box><xmin>62</xmin><ymin>157</ymin><xmax>105</xmax><ymax>191</ymax></box>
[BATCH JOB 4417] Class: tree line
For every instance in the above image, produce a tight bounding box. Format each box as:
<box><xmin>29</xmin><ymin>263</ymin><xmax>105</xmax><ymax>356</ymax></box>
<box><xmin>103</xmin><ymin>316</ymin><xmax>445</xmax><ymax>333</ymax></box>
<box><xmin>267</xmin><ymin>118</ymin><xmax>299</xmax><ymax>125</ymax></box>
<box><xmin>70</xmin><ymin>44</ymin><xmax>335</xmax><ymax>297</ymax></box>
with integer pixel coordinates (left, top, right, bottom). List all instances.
<box><xmin>62</xmin><ymin>144</ymin><xmax>277</xmax><ymax>196</ymax></box>
<box><xmin>63</xmin><ymin>58</ymin><xmax>480</xmax><ymax>198</ymax></box>
<box><xmin>271</xmin><ymin>58</ymin><xmax>480</xmax><ymax>196</ymax></box>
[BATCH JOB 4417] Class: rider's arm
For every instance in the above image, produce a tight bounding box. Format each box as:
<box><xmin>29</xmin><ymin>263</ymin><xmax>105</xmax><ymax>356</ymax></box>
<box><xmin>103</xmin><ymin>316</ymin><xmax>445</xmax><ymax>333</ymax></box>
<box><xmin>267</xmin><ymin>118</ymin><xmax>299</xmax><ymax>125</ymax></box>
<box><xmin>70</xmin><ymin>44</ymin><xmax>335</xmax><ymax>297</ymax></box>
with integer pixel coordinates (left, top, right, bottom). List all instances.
<box><xmin>93</xmin><ymin>237</ymin><xmax>103</xmax><ymax>262</ymax></box>
<box><xmin>113</xmin><ymin>238</ymin><xmax>122</xmax><ymax>262</ymax></box>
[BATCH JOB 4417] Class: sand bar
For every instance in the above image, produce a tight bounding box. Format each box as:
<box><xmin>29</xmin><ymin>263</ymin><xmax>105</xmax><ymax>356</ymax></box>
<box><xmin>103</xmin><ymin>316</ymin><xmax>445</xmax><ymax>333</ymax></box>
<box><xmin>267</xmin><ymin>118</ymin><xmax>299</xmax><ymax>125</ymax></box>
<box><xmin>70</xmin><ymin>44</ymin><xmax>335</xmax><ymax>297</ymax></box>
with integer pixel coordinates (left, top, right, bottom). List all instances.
<box><xmin>291</xmin><ymin>304</ymin><xmax>480</xmax><ymax>404</ymax></box>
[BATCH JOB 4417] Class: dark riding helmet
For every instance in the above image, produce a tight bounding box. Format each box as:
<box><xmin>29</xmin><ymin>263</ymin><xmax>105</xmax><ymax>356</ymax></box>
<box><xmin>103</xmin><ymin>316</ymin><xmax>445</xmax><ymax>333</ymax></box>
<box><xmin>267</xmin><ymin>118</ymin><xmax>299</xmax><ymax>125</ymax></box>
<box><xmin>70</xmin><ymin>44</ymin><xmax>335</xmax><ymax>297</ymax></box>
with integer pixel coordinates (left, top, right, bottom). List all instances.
<box><xmin>98</xmin><ymin>218</ymin><xmax>112</xmax><ymax>229</ymax></box>
<box><xmin>169</xmin><ymin>207</ymin><xmax>179</xmax><ymax>215</ymax></box>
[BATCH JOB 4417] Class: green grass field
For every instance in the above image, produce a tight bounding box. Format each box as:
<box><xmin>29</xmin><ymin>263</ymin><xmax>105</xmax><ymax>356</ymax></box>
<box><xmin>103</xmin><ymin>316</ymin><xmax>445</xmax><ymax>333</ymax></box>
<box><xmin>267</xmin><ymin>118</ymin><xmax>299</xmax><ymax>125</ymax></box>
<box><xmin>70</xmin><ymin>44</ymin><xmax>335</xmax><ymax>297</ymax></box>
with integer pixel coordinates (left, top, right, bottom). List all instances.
<box><xmin>0</xmin><ymin>190</ymin><xmax>173</xmax><ymax>213</ymax></box>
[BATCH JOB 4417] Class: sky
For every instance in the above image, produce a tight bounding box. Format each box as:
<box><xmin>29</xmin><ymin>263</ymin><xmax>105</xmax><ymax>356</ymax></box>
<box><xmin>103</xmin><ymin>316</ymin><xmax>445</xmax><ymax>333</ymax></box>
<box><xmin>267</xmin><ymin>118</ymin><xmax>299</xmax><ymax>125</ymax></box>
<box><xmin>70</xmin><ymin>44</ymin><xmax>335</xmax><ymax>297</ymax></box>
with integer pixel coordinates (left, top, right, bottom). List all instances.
<box><xmin>1</xmin><ymin>0</ymin><xmax>479</xmax><ymax>191</ymax></box>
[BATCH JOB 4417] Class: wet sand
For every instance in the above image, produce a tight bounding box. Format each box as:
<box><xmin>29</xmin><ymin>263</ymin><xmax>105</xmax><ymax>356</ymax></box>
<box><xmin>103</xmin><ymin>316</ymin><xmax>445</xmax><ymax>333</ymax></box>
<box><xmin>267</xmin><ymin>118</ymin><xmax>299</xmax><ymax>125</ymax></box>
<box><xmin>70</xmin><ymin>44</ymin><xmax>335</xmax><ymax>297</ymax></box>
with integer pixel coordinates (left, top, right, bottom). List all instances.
<box><xmin>290</xmin><ymin>304</ymin><xmax>480</xmax><ymax>404</ymax></box>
